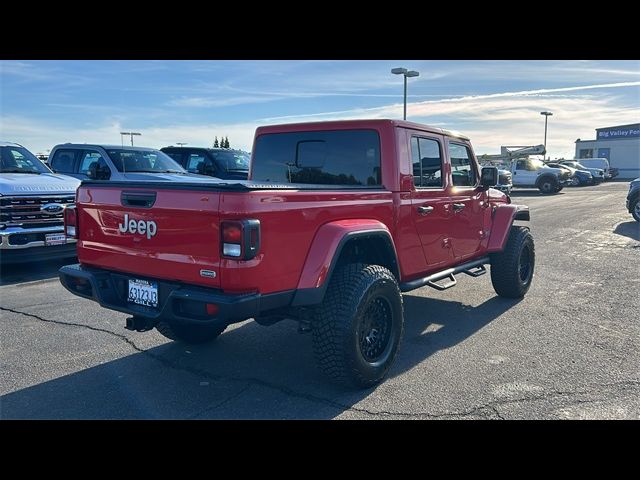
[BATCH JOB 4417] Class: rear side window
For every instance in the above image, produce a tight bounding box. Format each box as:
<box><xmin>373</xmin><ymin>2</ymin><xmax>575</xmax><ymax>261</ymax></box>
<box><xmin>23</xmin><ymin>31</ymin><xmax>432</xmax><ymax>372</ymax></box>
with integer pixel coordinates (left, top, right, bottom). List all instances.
<box><xmin>164</xmin><ymin>150</ymin><xmax>185</xmax><ymax>166</ymax></box>
<box><xmin>51</xmin><ymin>149</ymin><xmax>77</xmax><ymax>173</ymax></box>
<box><xmin>251</xmin><ymin>130</ymin><xmax>381</xmax><ymax>186</ymax></box>
<box><xmin>411</xmin><ymin>136</ymin><xmax>443</xmax><ymax>188</ymax></box>
<box><xmin>186</xmin><ymin>153</ymin><xmax>207</xmax><ymax>173</ymax></box>
<box><xmin>449</xmin><ymin>143</ymin><xmax>477</xmax><ymax>187</ymax></box>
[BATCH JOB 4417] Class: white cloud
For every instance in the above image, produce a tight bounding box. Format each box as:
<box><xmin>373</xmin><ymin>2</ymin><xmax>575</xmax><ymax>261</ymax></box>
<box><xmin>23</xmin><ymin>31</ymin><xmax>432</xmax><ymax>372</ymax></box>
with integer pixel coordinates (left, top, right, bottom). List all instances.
<box><xmin>3</xmin><ymin>81</ymin><xmax>639</xmax><ymax>161</ymax></box>
<box><xmin>0</xmin><ymin>116</ymin><xmax>258</xmax><ymax>154</ymax></box>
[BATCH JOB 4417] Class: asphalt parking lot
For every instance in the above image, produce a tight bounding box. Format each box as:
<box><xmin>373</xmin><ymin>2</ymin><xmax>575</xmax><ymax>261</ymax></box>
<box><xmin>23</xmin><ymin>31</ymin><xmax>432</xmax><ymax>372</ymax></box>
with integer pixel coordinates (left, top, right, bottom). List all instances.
<box><xmin>1</xmin><ymin>182</ymin><xmax>638</xmax><ymax>419</ymax></box>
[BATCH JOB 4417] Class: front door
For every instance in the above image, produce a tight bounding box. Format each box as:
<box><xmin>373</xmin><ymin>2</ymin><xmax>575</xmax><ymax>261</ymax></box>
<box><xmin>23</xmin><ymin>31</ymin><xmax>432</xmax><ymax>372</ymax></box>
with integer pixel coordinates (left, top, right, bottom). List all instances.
<box><xmin>409</xmin><ymin>134</ymin><xmax>454</xmax><ymax>269</ymax></box>
<box><xmin>447</xmin><ymin>142</ymin><xmax>485</xmax><ymax>260</ymax></box>
<box><xmin>513</xmin><ymin>159</ymin><xmax>537</xmax><ymax>185</ymax></box>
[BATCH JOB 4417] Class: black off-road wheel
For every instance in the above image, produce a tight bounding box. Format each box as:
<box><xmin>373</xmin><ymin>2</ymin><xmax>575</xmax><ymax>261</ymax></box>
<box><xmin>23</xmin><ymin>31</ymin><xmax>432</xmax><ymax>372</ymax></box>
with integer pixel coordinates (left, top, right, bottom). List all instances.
<box><xmin>490</xmin><ymin>226</ymin><xmax>535</xmax><ymax>298</ymax></box>
<box><xmin>156</xmin><ymin>320</ymin><xmax>226</xmax><ymax>344</ymax></box>
<box><xmin>312</xmin><ymin>263</ymin><xmax>404</xmax><ymax>389</ymax></box>
<box><xmin>537</xmin><ymin>176</ymin><xmax>559</xmax><ymax>194</ymax></box>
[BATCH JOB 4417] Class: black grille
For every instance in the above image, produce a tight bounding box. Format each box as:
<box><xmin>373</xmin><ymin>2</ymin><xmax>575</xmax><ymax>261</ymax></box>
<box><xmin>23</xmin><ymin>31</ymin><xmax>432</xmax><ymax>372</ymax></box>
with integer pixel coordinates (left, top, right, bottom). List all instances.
<box><xmin>0</xmin><ymin>195</ymin><xmax>74</xmax><ymax>227</ymax></box>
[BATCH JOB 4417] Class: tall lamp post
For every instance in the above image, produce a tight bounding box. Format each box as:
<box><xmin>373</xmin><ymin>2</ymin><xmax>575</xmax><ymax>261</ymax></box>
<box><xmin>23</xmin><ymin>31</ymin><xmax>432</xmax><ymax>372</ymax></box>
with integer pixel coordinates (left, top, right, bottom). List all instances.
<box><xmin>120</xmin><ymin>131</ymin><xmax>141</xmax><ymax>147</ymax></box>
<box><xmin>391</xmin><ymin>68</ymin><xmax>420</xmax><ymax>120</ymax></box>
<box><xmin>176</xmin><ymin>142</ymin><xmax>187</xmax><ymax>147</ymax></box>
<box><xmin>540</xmin><ymin>111</ymin><xmax>553</xmax><ymax>160</ymax></box>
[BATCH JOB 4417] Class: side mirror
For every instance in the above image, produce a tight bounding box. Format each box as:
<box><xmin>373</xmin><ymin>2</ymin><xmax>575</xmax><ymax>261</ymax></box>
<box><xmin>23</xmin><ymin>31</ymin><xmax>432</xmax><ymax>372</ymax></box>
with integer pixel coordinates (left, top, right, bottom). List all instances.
<box><xmin>480</xmin><ymin>166</ymin><xmax>498</xmax><ymax>189</ymax></box>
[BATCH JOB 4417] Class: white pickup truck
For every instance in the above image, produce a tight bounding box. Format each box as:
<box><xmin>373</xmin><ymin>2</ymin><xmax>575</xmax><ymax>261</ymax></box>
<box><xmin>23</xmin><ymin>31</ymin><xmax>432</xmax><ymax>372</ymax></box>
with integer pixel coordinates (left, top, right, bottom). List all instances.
<box><xmin>1</xmin><ymin>142</ymin><xmax>80</xmax><ymax>264</ymax></box>
<box><xmin>509</xmin><ymin>158</ymin><xmax>571</xmax><ymax>193</ymax></box>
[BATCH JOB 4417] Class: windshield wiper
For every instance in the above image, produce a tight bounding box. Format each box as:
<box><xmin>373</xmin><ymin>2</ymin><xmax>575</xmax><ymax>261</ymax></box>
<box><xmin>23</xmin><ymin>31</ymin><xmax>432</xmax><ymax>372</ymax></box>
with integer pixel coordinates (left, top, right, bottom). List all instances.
<box><xmin>0</xmin><ymin>169</ymin><xmax>41</xmax><ymax>174</ymax></box>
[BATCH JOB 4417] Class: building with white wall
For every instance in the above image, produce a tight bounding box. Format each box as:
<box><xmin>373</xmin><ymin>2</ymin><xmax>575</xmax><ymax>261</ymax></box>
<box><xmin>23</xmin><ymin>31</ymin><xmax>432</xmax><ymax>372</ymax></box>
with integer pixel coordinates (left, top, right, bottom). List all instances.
<box><xmin>575</xmin><ymin>124</ymin><xmax>640</xmax><ymax>179</ymax></box>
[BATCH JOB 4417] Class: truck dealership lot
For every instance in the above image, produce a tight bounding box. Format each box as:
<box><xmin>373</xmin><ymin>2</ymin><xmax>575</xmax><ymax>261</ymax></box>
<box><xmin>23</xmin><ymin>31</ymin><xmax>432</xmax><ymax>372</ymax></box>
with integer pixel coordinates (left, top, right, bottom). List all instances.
<box><xmin>1</xmin><ymin>182</ymin><xmax>638</xmax><ymax>419</ymax></box>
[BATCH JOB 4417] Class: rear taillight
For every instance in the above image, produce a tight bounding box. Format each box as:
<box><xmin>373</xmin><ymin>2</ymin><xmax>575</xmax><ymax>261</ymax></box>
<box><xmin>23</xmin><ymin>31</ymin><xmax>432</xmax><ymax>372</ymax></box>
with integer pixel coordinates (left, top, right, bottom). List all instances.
<box><xmin>221</xmin><ymin>220</ymin><xmax>260</xmax><ymax>260</ymax></box>
<box><xmin>64</xmin><ymin>205</ymin><xmax>77</xmax><ymax>238</ymax></box>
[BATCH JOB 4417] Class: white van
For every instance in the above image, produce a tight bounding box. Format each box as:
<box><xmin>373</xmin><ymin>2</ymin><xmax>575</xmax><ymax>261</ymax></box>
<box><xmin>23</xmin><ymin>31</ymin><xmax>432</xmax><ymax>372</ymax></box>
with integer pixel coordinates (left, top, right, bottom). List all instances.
<box><xmin>576</xmin><ymin>158</ymin><xmax>611</xmax><ymax>178</ymax></box>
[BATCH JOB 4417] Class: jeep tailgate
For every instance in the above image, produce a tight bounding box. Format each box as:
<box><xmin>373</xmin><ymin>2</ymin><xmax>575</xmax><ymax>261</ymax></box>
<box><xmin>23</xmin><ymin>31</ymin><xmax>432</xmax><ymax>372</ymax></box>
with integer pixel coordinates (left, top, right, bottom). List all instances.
<box><xmin>76</xmin><ymin>185</ymin><xmax>222</xmax><ymax>288</ymax></box>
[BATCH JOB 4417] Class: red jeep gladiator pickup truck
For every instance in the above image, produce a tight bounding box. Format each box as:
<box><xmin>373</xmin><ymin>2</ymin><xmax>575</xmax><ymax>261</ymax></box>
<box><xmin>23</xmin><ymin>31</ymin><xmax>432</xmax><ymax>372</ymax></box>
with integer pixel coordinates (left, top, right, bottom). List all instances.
<box><xmin>59</xmin><ymin>119</ymin><xmax>534</xmax><ymax>388</ymax></box>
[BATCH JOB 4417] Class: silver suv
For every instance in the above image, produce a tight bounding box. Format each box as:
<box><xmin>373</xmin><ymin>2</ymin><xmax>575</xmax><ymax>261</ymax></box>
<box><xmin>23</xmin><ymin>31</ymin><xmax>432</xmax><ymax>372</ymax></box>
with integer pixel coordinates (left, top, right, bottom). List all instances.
<box><xmin>48</xmin><ymin>144</ymin><xmax>210</xmax><ymax>182</ymax></box>
<box><xmin>0</xmin><ymin>142</ymin><xmax>80</xmax><ymax>263</ymax></box>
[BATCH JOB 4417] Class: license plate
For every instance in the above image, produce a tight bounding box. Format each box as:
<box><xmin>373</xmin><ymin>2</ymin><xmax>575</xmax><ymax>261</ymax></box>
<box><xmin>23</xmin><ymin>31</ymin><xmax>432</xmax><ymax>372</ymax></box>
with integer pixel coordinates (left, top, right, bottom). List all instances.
<box><xmin>127</xmin><ymin>279</ymin><xmax>158</xmax><ymax>308</ymax></box>
<box><xmin>45</xmin><ymin>233</ymin><xmax>66</xmax><ymax>246</ymax></box>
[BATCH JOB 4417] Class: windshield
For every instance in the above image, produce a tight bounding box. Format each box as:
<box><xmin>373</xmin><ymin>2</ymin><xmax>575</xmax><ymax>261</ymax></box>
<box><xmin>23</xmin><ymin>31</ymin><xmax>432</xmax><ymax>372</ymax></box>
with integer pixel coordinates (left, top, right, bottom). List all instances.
<box><xmin>0</xmin><ymin>146</ymin><xmax>51</xmax><ymax>174</ymax></box>
<box><xmin>106</xmin><ymin>148</ymin><xmax>186</xmax><ymax>173</ymax></box>
<box><xmin>210</xmin><ymin>150</ymin><xmax>250</xmax><ymax>171</ymax></box>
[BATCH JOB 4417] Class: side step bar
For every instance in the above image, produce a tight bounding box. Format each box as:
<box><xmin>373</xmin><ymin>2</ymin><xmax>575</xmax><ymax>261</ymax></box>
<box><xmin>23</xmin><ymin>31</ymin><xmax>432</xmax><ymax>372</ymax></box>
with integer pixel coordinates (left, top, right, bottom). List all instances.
<box><xmin>399</xmin><ymin>257</ymin><xmax>490</xmax><ymax>293</ymax></box>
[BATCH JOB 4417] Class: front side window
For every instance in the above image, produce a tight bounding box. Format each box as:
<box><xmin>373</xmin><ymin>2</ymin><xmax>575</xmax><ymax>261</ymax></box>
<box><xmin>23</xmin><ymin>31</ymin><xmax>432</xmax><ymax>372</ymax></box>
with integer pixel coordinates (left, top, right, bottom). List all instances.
<box><xmin>106</xmin><ymin>149</ymin><xmax>186</xmax><ymax>173</ymax></box>
<box><xmin>251</xmin><ymin>129</ymin><xmax>381</xmax><ymax>186</ymax></box>
<box><xmin>0</xmin><ymin>146</ymin><xmax>51</xmax><ymax>174</ymax></box>
<box><xmin>411</xmin><ymin>136</ymin><xmax>443</xmax><ymax>188</ymax></box>
<box><xmin>449</xmin><ymin>143</ymin><xmax>477</xmax><ymax>187</ymax></box>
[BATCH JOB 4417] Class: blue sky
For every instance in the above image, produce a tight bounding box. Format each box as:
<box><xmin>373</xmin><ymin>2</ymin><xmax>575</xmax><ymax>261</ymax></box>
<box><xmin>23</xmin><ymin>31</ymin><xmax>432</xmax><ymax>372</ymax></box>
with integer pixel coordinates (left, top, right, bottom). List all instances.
<box><xmin>1</xmin><ymin>60</ymin><xmax>639</xmax><ymax>159</ymax></box>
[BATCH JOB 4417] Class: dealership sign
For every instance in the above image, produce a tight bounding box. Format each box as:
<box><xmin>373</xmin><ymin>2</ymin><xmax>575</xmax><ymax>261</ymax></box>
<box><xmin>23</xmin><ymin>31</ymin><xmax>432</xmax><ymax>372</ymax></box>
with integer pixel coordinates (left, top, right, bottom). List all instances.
<box><xmin>596</xmin><ymin>124</ymin><xmax>640</xmax><ymax>140</ymax></box>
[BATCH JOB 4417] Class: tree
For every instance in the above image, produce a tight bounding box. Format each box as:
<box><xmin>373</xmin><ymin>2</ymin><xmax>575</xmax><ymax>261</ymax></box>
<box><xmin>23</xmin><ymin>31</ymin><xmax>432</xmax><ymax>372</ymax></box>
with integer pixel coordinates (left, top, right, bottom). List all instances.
<box><xmin>213</xmin><ymin>136</ymin><xmax>219</xmax><ymax>148</ymax></box>
<box><xmin>224</xmin><ymin>136</ymin><xmax>230</xmax><ymax>148</ymax></box>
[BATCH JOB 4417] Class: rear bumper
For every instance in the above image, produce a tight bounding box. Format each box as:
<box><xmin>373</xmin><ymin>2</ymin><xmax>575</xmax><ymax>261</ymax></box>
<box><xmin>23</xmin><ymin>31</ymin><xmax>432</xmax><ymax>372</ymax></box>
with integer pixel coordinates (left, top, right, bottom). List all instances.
<box><xmin>59</xmin><ymin>264</ymin><xmax>294</xmax><ymax>326</ymax></box>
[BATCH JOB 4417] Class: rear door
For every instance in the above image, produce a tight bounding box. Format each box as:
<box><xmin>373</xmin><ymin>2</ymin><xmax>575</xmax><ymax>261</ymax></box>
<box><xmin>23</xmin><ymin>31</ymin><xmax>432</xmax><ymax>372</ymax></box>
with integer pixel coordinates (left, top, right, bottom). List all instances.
<box><xmin>76</xmin><ymin>185</ymin><xmax>222</xmax><ymax>288</ymax></box>
<box><xmin>409</xmin><ymin>132</ymin><xmax>454</xmax><ymax>268</ymax></box>
<box><xmin>447</xmin><ymin>141</ymin><xmax>485</xmax><ymax>260</ymax></box>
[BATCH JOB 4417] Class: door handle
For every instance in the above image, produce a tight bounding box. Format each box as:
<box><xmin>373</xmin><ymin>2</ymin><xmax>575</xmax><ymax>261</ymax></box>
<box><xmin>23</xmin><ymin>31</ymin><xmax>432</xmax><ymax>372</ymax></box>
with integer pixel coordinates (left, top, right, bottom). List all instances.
<box><xmin>452</xmin><ymin>203</ymin><xmax>466</xmax><ymax>212</ymax></box>
<box><xmin>417</xmin><ymin>205</ymin><xmax>434</xmax><ymax>215</ymax></box>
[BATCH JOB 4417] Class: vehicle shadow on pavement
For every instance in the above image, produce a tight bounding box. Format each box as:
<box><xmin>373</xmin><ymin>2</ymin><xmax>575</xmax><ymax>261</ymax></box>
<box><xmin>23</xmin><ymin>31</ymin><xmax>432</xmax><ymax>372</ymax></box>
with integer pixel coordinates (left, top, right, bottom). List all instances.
<box><xmin>0</xmin><ymin>294</ymin><xmax>518</xmax><ymax>419</ymax></box>
<box><xmin>392</xmin><ymin>294</ymin><xmax>519</xmax><ymax>377</ymax></box>
<box><xmin>0</xmin><ymin>258</ymin><xmax>76</xmax><ymax>286</ymax></box>
<box><xmin>613</xmin><ymin>221</ymin><xmax>640</xmax><ymax>241</ymax></box>
<box><xmin>507</xmin><ymin>190</ymin><xmax>565</xmax><ymax>197</ymax></box>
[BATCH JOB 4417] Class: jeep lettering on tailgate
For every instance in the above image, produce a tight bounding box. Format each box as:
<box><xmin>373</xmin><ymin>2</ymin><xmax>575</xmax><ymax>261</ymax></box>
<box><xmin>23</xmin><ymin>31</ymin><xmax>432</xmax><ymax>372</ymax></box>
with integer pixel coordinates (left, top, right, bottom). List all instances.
<box><xmin>118</xmin><ymin>213</ymin><xmax>157</xmax><ymax>239</ymax></box>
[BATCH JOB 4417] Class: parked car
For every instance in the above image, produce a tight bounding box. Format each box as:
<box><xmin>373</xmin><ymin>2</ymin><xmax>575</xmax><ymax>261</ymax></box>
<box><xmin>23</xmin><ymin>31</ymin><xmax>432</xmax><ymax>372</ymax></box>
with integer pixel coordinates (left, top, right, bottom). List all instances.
<box><xmin>48</xmin><ymin>144</ymin><xmax>208</xmax><ymax>182</ymax></box>
<box><xmin>576</xmin><ymin>158</ymin><xmax>611</xmax><ymax>179</ymax></box>
<box><xmin>495</xmin><ymin>168</ymin><xmax>513</xmax><ymax>194</ymax></box>
<box><xmin>161</xmin><ymin>147</ymin><xmax>249</xmax><ymax>180</ymax></box>
<box><xmin>627</xmin><ymin>178</ymin><xmax>640</xmax><ymax>222</ymax></box>
<box><xmin>559</xmin><ymin>160</ymin><xmax>605</xmax><ymax>183</ymax></box>
<box><xmin>546</xmin><ymin>162</ymin><xmax>593</xmax><ymax>186</ymax></box>
<box><xmin>609</xmin><ymin>167</ymin><xmax>620</xmax><ymax>179</ymax></box>
<box><xmin>60</xmin><ymin>119</ymin><xmax>535</xmax><ymax>388</ymax></box>
<box><xmin>1</xmin><ymin>142</ymin><xmax>80</xmax><ymax>263</ymax></box>
<box><xmin>509</xmin><ymin>158</ymin><xmax>570</xmax><ymax>193</ymax></box>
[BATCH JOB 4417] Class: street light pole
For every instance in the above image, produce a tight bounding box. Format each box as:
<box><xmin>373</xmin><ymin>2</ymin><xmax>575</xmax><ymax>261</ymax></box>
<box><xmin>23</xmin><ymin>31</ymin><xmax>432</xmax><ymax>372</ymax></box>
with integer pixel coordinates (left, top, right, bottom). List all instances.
<box><xmin>392</xmin><ymin>68</ymin><xmax>420</xmax><ymax>120</ymax></box>
<box><xmin>120</xmin><ymin>131</ymin><xmax>142</xmax><ymax>147</ymax></box>
<box><xmin>540</xmin><ymin>111</ymin><xmax>553</xmax><ymax>160</ymax></box>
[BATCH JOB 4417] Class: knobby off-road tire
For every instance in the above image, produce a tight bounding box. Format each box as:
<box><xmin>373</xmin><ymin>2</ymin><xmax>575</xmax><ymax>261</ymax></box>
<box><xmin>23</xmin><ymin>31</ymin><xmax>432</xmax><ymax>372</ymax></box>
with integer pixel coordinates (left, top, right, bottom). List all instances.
<box><xmin>156</xmin><ymin>320</ymin><xmax>226</xmax><ymax>344</ymax></box>
<box><xmin>312</xmin><ymin>263</ymin><xmax>404</xmax><ymax>389</ymax></box>
<box><xmin>490</xmin><ymin>226</ymin><xmax>535</xmax><ymax>298</ymax></box>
